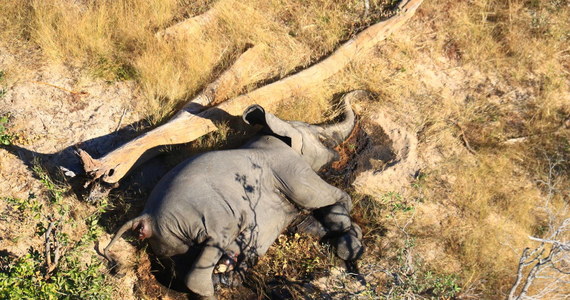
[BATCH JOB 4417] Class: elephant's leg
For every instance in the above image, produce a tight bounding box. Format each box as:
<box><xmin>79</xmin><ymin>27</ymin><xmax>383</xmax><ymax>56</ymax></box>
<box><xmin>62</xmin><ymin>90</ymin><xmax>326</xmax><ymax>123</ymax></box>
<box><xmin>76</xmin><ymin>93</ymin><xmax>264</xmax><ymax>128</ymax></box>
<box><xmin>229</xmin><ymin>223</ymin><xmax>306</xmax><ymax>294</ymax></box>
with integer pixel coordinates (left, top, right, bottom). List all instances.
<box><xmin>185</xmin><ymin>242</ymin><xmax>224</xmax><ymax>297</ymax></box>
<box><xmin>312</xmin><ymin>204</ymin><xmax>364</xmax><ymax>261</ymax></box>
<box><xmin>276</xmin><ymin>169</ymin><xmax>363</xmax><ymax>261</ymax></box>
<box><xmin>212</xmin><ymin>243</ymin><xmax>247</xmax><ymax>288</ymax></box>
<box><xmin>276</xmin><ymin>168</ymin><xmax>351</xmax><ymax>219</ymax></box>
<box><xmin>313</xmin><ymin>202</ymin><xmax>353</xmax><ymax>232</ymax></box>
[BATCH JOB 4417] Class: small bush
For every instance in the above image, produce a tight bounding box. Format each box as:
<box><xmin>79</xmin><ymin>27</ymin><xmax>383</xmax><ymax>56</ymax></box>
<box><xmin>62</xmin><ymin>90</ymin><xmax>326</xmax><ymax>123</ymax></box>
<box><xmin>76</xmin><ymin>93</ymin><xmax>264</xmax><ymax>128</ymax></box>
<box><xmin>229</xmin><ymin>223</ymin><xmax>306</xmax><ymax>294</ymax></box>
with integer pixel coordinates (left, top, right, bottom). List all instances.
<box><xmin>4</xmin><ymin>194</ymin><xmax>43</xmax><ymax>221</ymax></box>
<box><xmin>0</xmin><ymin>115</ymin><xmax>13</xmax><ymax>145</ymax></box>
<box><xmin>0</xmin><ymin>248</ymin><xmax>112</xmax><ymax>300</ymax></box>
<box><xmin>0</xmin><ymin>161</ymin><xmax>113</xmax><ymax>299</ymax></box>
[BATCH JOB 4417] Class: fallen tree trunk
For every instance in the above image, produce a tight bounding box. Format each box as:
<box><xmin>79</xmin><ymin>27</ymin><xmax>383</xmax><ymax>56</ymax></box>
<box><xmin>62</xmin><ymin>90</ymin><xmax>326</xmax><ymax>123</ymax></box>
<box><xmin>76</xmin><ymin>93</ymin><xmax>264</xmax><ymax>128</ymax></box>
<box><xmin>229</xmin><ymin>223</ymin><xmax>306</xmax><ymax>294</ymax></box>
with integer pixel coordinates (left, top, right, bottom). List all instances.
<box><xmin>78</xmin><ymin>0</ymin><xmax>424</xmax><ymax>185</ymax></box>
<box><xmin>182</xmin><ymin>43</ymin><xmax>279</xmax><ymax>113</ymax></box>
<box><xmin>155</xmin><ymin>8</ymin><xmax>216</xmax><ymax>41</ymax></box>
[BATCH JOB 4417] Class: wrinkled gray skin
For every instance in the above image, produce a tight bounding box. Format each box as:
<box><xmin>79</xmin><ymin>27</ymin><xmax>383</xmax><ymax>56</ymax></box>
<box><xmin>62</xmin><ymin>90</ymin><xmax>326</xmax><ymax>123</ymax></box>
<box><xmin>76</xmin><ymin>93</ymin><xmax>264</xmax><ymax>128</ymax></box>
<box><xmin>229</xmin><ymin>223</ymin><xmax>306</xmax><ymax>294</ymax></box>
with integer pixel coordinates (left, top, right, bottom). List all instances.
<box><xmin>104</xmin><ymin>93</ymin><xmax>363</xmax><ymax>298</ymax></box>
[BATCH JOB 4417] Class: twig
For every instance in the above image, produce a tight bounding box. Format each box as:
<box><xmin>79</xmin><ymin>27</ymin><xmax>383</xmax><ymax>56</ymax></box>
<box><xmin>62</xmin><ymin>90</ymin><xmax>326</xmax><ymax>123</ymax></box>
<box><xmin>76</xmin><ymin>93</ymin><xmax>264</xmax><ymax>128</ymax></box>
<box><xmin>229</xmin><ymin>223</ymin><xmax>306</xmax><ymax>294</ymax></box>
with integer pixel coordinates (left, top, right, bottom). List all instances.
<box><xmin>518</xmin><ymin>246</ymin><xmax>559</xmax><ymax>299</ymax></box>
<box><xmin>362</xmin><ymin>0</ymin><xmax>370</xmax><ymax>19</ymax></box>
<box><xmin>507</xmin><ymin>156</ymin><xmax>570</xmax><ymax>299</ymax></box>
<box><xmin>114</xmin><ymin>108</ymin><xmax>128</xmax><ymax>132</ymax></box>
<box><xmin>45</xmin><ymin>221</ymin><xmax>55</xmax><ymax>268</ymax></box>
<box><xmin>509</xmin><ymin>248</ymin><xmax>528</xmax><ymax>300</ymax></box>
<box><xmin>509</xmin><ymin>221</ymin><xmax>570</xmax><ymax>298</ymax></box>
<box><xmin>44</xmin><ymin>219</ymin><xmax>64</xmax><ymax>276</ymax></box>
<box><xmin>451</xmin><ymin>121</ymin><xmax>477</xmax><ymax>154</ymax></box>
<box><xmin>528</xmin><ymin>236</ymin><xmax>567</xmax><ymax>246</ymax></box>
<box><xmin>503</xmin><ymin>117</ymin><xmax>569</xmax><ymax>145</ymax></box>
<box><xmin>503</xmin><ymin>137</ymin><xmax>527</xmax><ymax>145</ymax></box>
<box><xmin>31</xmin><ymin>81</ymin><xmax>89</xmax><ymax>100</ymax></box>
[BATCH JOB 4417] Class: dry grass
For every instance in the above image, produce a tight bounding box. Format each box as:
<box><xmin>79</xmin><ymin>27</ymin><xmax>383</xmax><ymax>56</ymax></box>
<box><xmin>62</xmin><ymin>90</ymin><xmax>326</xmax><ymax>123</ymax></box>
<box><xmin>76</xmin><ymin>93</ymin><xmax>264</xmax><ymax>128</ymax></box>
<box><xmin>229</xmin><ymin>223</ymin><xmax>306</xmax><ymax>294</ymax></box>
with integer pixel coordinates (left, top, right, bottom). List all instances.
<box><xmin>0</xmin><ymin>0</ymin><xmax>395</xmax><ymax>122</ymax></box>
<box><xmin>1</xmin><ymin>0</ymin><xmax>569</xmax><ymax>299</ymax></box>
<box><xmin>327</xmin><ymin>0</ymin><xmax>569</xmax><ymax>297</ymax></box>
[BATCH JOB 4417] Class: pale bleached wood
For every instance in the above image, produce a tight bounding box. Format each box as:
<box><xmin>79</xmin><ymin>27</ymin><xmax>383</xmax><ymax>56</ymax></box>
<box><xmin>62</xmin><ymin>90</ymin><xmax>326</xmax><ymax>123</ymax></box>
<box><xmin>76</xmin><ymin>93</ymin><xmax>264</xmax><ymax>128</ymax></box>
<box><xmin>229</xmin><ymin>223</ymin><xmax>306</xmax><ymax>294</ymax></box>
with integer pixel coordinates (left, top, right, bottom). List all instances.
<box><xmin>79</xmin><ymin>0</ymin><xmax>424</xmax><ymax>184</ymax></box>
<box><xmin>156</xmin><ymin>8</ymin><xmax>216</xmax><ymax>41</ymax></box>
<box><xmin>184</xmin><ymin>43</ymin><xmax>277</xmax><ymax>113</ymax></box>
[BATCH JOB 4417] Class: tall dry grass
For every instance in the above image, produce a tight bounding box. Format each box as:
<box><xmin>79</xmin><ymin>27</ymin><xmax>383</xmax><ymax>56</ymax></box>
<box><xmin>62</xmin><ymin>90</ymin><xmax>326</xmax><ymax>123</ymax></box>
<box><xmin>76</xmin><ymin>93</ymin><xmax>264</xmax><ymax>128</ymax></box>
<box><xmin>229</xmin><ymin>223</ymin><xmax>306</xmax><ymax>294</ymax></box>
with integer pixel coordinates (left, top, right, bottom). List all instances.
<box><xmin>0</xmin><ymin>0</ymin><xmax>394</xmax><ymax>122</ymax></box>
<box><xmin>326</xmin><ymin>0</ymin><xmax>569</xmax><ymax>297</ymax></box>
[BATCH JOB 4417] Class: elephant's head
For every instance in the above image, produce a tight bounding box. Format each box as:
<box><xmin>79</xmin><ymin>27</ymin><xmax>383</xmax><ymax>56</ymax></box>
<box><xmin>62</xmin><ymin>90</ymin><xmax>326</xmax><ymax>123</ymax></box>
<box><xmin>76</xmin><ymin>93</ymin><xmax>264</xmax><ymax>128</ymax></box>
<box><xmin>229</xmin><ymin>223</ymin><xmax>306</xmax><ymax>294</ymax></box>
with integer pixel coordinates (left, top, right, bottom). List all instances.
<box><xmin>243</xmin><ymin>92</ymin><xmax>358</xmax><ymax>171</ymax></box>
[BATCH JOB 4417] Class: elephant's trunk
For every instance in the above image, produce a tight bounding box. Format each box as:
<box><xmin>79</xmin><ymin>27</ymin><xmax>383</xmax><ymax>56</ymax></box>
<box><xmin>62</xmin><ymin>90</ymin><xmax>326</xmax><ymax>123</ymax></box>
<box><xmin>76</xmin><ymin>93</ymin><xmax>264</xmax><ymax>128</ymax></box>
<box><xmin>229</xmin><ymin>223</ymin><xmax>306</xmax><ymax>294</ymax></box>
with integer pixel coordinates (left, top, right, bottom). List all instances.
<box><xmin>320</xmin><ymin>91</ymin><xmax>358</xmax><ymax>146</ymax></box>
<box><xmin>103</xmin><ymin>214</ymin><xmax>151</xmax><ymax>264</ymax></box>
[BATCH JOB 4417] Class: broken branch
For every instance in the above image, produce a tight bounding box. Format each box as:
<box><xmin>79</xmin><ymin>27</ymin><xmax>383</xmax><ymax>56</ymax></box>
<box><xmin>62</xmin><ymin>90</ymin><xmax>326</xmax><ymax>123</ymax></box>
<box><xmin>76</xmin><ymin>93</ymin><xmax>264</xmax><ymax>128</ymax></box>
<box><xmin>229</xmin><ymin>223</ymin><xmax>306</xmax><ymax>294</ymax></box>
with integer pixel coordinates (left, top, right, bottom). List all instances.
<box><xmin>451</xmin><ymin>121</ymin><xmax>477</xmax><ymax>154</ymax></box>
<box><xmin>44</xmin><ymin>219</ymin><xmax>63</xmax><ymax>276</ymax></box>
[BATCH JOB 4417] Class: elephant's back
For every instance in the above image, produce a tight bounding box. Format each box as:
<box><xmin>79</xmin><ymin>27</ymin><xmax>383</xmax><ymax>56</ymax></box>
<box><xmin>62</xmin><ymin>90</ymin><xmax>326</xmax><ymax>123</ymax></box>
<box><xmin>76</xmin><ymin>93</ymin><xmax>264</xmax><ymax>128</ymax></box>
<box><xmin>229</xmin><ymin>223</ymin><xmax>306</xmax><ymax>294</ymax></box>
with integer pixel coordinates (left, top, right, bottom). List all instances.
<box><xmin>144</xmin><ymin>149</ymin><xmax>272</xmax><ymax>223</ymax></box>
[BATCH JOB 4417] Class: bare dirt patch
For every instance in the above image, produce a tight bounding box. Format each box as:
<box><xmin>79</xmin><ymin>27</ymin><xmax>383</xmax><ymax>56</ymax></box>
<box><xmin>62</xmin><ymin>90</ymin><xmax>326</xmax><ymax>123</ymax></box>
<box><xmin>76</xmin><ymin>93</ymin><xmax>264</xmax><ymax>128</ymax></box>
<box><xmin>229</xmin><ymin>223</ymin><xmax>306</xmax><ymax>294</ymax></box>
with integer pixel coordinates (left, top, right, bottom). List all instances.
<box><xmin>0</xmin><ymin>46</ymin><xmax>141</xmax><ymax>197</ymax></box>
<box><xmin>353</xmin><ymin>109</ymin><xmax>420</xmax><ymax>196</ymax></box>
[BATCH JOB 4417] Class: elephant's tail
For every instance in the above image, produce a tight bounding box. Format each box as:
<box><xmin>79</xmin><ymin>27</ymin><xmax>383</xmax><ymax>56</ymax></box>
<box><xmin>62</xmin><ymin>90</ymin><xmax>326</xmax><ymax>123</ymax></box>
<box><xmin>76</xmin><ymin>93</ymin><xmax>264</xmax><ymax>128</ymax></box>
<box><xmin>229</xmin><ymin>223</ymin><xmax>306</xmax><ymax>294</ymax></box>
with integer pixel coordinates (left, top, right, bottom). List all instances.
<box><xmin>320</xmin><ymin>90</ymin><xmax>362</xmax><ymax>146</ymax></box>
<box><xmin>103</xmin><ymin>214</ymin><xmax>151</xmax><ymax>264</ymax></box>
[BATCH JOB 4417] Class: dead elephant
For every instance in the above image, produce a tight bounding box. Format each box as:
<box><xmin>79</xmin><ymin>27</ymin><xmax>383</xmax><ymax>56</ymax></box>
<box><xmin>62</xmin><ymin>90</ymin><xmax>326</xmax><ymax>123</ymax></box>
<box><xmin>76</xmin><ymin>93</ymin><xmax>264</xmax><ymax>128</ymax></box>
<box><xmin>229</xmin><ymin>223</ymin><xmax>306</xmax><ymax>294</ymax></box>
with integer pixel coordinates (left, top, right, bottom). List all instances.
<box><xmin>103</xmin><ymin>91</ymin><xmax>365</xmax><ymax>298</ymax></box>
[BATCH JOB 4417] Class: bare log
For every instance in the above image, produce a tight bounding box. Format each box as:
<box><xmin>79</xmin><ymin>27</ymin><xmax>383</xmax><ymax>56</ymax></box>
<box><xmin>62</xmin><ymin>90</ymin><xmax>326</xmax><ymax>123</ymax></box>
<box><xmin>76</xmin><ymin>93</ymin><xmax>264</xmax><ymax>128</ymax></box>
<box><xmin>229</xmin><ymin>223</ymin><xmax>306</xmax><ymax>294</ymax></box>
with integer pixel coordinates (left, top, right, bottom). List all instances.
<box><xmin>184</xmin><ymin>43</ymin><xmax>278</xmax><ymax>113</ymax></box>
<box><xmin>156</xmin><ymin>8</ymin><xmax>217</xmax><ymax>41</ymax></box>
<box><xmin>79</xmin><ymin>0</ymin><xmax>424</xmax><ymax>184</ymax></box>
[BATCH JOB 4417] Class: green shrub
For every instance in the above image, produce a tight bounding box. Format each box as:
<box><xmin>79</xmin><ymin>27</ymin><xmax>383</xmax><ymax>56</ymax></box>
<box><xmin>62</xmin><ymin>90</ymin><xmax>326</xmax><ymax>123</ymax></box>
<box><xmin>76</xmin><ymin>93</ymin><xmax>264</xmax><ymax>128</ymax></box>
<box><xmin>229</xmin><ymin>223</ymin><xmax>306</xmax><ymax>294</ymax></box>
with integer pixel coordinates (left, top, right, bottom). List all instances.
<box><xmin>0</xmin><ymin>115</ymin><xmax>12</xmax><ymax>145</ymax></box>
<box><xmin>0</xmin><ymin>249</ymin><xmax>112</xmax><ymax>299</ymax></box>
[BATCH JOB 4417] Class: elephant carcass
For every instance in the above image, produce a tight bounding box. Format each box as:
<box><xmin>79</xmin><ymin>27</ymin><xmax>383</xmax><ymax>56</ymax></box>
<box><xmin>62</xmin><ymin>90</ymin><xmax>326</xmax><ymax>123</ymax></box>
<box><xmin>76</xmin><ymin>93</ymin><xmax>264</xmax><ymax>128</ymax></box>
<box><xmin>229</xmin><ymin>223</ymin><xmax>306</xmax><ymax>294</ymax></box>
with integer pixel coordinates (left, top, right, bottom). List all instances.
<box><xmin>103</xmin><ymin>92</ymin><xmax>364</xmax><ymax>298</ymax></box>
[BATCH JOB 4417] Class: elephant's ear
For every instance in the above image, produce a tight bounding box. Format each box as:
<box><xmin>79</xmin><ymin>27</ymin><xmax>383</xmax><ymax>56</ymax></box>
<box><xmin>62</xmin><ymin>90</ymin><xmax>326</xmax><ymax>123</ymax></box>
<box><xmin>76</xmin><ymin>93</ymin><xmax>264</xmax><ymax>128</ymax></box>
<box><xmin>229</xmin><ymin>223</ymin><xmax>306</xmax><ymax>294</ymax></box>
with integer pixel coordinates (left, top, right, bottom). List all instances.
<box><xmin>243</xmin><ymin>105</ymin><xmax>303</xmax><ymax>154</ymax></box>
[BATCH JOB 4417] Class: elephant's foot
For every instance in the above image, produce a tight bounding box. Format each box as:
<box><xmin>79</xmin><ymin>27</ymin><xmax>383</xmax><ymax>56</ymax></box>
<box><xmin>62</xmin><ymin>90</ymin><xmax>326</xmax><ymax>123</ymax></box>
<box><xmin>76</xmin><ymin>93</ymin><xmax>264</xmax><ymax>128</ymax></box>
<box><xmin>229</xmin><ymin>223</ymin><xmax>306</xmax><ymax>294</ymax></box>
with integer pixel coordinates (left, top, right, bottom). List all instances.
<box><xmin>330</xmin><ymin>224</ymin><xmax>364</xmax><ymax>262</ymax></box>
<box><xmin>289</xmin><ymin>214</ymin><xmax>328</xmax><ymax>238</ymax></box>
<box><xmin>212</xmin><ymin>269</ymin><xmax>244</xmax><ymax>288</ymax></box>
<box><xmin>291</xmin><ymin>215</ymin><xmax>364</xmax><ymax>261</ymax></box>
<box><xmin>314</xmin><ymin>203</ymin><xmax>352</xmax><ymax>233</ymax></box>
<box><xmin>185</xmin><ymin>270</ymin><xmax>216</xmax><ymax>297</ymax></box>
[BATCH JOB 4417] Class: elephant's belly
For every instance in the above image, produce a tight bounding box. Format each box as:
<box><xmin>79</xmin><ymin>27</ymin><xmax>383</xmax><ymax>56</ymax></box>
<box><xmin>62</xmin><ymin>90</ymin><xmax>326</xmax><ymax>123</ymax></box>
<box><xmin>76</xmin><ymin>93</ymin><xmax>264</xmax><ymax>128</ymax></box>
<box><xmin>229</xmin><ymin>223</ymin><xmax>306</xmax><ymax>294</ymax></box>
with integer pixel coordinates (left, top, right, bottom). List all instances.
<box><xmin>243</xmin><ymin>194</ymin><xmax>299</xmax><ymax>258</ymax></box>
